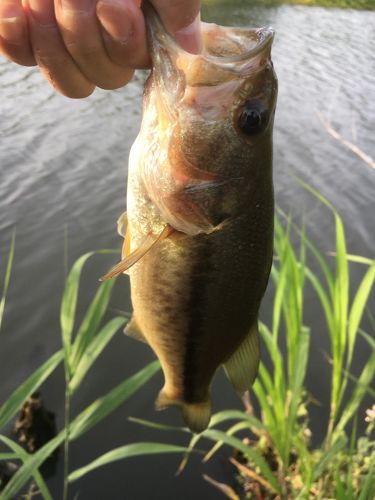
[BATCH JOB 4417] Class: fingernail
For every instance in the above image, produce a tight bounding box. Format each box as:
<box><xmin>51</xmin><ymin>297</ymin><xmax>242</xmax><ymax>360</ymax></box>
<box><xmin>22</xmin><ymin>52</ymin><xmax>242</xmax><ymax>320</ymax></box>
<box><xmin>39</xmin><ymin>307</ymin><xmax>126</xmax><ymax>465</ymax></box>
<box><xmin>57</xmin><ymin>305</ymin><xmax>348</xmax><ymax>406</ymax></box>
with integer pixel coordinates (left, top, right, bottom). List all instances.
<box><xmin>0</xmin><ymin>4</ymin><xmax>24</xmax><ymax>43</ymax></box>
<box><xmin>97</xmin><ymin>0</ymin><xmax>133</xmax><ymax>44</ymax></box>
<box><xmin>27</xmin><ymin>0</ymin><xmax>56</xmax><ymax>26</ymax></box>
<box><xmin>175</xmin><ymin>13</ymin><xmax>202</xmax><ymax>55</ymax></box>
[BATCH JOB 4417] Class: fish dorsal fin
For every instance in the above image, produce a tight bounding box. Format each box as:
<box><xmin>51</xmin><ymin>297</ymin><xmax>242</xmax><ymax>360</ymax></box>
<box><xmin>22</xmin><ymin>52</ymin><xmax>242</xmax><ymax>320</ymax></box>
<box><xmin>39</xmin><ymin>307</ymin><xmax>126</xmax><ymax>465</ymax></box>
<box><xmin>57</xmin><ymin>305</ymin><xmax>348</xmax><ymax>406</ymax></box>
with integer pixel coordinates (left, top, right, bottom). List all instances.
<box><xmin>124</xmin><ymin>315</ymin><xmax>148</xmax><ymax>344</ymax></box>
<box><xmin>117</xmin><ymin>211</ymin><xmax>128</xmax><ymax>237</ymax></box>
<box><xmin>223</xmin><ymin>321</ymin><xmax>260</xmax><ymax>396</ymax></box>
<box><xmin>100</xmin><ymin>225</ymin><xmax>173</xmax><ymax>281</ymax></box>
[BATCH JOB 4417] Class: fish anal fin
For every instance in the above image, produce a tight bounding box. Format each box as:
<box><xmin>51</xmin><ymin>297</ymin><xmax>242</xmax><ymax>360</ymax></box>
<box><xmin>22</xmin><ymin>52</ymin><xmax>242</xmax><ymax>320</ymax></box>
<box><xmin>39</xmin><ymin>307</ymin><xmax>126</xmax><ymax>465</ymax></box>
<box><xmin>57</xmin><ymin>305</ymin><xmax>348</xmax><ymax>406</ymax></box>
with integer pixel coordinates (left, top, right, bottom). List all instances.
<box><xmin>182</xmin><ymin>400</ymin><xmax>212</xmax><ymax>434</ymax></box>
<box><xmin>155</xmin><ymin>389</ymin><xmax>211</xmax><ymax>434</ymax></box>
<box><xmin>100</xmin><ymin>225</ymin><xmax>174</xmax><ymax>281</ymax></box>
<box><xmin>124</xmin><ymin>315</ymin><xmax>148</xmax><ymax>344</ymax></box>
<box><xmin>223</xmin><ymin>322</ymin><xmax>260</xmax><ymax>396</ymax></box>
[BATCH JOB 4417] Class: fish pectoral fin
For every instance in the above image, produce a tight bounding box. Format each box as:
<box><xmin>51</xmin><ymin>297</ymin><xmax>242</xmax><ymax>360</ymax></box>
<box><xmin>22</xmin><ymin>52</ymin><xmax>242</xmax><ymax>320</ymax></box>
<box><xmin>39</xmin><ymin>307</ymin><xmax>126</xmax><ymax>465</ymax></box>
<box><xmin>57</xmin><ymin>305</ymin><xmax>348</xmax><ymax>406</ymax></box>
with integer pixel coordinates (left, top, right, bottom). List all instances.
<box><xmin>223</xmin><ymin>321</ymin><xmax>260</xmax><ymax>396</ymax></box>
<box><xmin>161</xmin><ymin>178</ymin><xmax>239</xmax><ymax>236</ymax></box>
<box><xmin>117</xmin><ymin>211</ymin><xmax>128</xmax><ymax>237</ymax></box>
<box><xmin>100</xmin><ymin>225</ymin><xmax>174</xmax><ymax>281</ymax></box>
<box><xmin>124</xmin><ymin>315</ymin><xmax>148</xmax><ymax>344</ymax></box>
<box><xmin>155</xmin><ymin>389</ymin><xmax>212</xmax><ymax>434</ymax></box>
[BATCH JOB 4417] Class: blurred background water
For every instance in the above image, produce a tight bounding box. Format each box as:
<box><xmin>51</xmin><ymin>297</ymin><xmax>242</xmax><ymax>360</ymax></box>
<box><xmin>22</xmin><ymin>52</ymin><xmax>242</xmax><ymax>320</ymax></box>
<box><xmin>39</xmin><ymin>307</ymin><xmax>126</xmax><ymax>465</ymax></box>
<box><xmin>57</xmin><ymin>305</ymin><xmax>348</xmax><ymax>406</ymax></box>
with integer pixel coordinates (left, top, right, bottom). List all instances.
<box><xmin>0</xmin><ymin>3</ymin><xmax>374</xmax><ymax>498</ymax></box>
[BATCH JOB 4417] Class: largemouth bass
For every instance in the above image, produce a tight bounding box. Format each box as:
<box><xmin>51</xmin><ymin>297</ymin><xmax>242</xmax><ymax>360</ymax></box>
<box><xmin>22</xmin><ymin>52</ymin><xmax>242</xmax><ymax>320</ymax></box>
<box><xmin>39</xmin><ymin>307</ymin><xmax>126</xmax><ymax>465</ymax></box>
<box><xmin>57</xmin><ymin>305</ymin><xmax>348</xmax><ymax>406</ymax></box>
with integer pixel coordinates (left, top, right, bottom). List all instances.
<box><xmin>102</xmin><ymin>5</ymin><xmax>278</xmax><ymax>433</ymax></box>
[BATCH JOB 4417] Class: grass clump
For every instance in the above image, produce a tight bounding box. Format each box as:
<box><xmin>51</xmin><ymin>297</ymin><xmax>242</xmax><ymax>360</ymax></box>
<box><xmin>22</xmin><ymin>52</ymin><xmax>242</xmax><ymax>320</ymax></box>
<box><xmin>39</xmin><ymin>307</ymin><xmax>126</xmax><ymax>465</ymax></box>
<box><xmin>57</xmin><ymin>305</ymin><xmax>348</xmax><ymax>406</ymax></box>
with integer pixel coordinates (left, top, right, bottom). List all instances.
<box><xmin>130</xmin><ymin>186</ymin><xmax>375</xmax><ymax>499</ymax></box>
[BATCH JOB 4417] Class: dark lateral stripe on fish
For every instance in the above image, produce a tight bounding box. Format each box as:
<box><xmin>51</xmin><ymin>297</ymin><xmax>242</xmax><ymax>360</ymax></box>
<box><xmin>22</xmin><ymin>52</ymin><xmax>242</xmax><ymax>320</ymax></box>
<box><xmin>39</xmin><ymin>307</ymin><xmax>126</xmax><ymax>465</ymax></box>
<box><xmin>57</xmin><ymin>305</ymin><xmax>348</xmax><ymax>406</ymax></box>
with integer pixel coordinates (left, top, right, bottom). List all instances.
<box><xmin>183</xmin><ymin>236</ymin><xmax>214</xmax><ymax>403</ymax></box>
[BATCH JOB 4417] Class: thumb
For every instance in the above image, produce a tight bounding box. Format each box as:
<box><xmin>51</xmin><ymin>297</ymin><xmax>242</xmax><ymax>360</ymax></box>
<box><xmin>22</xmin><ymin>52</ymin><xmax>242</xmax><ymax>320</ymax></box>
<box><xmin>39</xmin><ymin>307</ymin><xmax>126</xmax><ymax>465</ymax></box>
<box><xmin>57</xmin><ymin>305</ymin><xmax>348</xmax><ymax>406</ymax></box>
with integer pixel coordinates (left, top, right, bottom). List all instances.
<box><xmin>150</xmin><ymin>0</ymin><xmax>201</xmax><ymax>54</ymax></box>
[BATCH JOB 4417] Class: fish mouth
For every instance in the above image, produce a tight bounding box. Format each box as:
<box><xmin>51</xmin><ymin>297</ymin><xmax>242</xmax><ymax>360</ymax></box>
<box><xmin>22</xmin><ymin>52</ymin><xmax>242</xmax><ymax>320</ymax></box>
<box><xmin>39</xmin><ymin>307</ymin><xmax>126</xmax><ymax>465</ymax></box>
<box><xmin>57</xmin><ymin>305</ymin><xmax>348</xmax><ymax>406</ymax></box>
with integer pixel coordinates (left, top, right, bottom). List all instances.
<box><xmin>143</xmin><ymin>2</ymin><xmax>275</xmax><ymax>86</ymax></box>
<box><xmin>199</xmin><ymin>25</ymin><xmax>274</xmax><ymax>66</ymax></box>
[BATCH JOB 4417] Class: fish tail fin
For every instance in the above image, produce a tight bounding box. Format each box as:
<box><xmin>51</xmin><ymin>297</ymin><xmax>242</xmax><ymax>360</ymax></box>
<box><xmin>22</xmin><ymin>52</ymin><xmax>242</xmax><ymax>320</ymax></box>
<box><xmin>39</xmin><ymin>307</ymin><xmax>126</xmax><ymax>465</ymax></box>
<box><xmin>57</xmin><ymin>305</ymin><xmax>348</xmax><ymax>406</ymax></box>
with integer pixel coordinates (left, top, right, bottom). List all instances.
<box><xmin>155</xmin><ymin>389</ymin><xmax>211</xmax><ymax>434</ymax></box>
<box><xmin>223</xmin><ymin>321</ymin><xmax>260</xmax><ymax>396</ymax></box>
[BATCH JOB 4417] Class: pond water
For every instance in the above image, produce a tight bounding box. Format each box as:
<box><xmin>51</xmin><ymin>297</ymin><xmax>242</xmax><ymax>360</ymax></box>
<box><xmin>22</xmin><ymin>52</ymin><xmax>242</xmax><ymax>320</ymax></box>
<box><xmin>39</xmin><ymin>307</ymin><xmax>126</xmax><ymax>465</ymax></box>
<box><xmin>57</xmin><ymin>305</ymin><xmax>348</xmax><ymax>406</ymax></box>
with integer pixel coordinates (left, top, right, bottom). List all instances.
<box><xmin>1</xmin><ymin>3</ymin><xmax>374</xmax><ymax>498</ymax></box>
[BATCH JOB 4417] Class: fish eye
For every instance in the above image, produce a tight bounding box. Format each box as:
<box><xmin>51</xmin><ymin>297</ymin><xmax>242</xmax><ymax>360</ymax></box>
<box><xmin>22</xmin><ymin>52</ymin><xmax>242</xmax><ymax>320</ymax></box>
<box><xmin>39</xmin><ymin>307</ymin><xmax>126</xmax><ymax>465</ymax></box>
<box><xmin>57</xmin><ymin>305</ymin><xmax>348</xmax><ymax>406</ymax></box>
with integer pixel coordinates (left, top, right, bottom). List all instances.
<box><xmin>237</xmin><ymin>100</ymin><xmax>269</xmax><ymax>136</ymax></box>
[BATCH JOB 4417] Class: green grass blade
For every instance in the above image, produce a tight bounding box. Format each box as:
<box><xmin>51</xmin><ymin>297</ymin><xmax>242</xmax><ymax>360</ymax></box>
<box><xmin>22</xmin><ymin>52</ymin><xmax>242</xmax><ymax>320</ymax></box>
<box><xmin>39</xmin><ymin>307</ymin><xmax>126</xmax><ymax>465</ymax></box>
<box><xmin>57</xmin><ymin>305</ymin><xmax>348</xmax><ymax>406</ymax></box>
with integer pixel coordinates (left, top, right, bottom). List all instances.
<box><xmin>346</xmin><ymin>255</ymin><xmax>374</xmax><ymax>265</ymax></box>
<box><xmin>0</xmin><ymin>435</ymin><xmax>52</xmax><ymax>500</ymax></box>
<box><xmin>0</xmin><ymin>431</ymin><xmax>65</xmax><ymax>500</ymax></box>
<box><xmin>277</xmin><ymin>207</ymin><xmax>335</xmax><ymax>300</ymax></box>
<box><xmin>358</xmin><ymin>329</ymin><xmax>375</xmax><ymax>349</ymax></box>
<box><xmin>60</xmin><ymin>252</ymin><xmax>93</xmax><ymax>368</ymax></box>
<box><xmin>0</xmin><ymin>350</ymin><xmax>64</xmax><ymax>428</ymax></box>
<box><xmin>304</xmin><ymin>267</ymin><xmax>334</xmax><ymax>335</ymax></box>
<box><xmin>253</xmin><ymin>375</ymin><xmax>277</xmax><ymax>431</ymax></box>
<box><xmin>331</xmin><ymin>211</ymin><xmax>349</xmax><ymax>423</ymax></box>
<box><xmin>294</xmin><ymin>177</ymin><xmax>335</xmax><ymax>212</ymax></box>
<box><xmin>339</xmin><ymin>367</ymin><xmax>375</xmax><ymax>399</ymax></box>
<box><xmin>202</xmin><ymin>429</ymin><xmax>281</xmax><ymax>494</ymax></box>
<box><xmin>203</xmin><ymin>421</ymin><xmax>250</xmax><ymax>463</ymax></box>
<box><xmin>347</xmin><ymin>260</ymin><xmax>375</xmax><ymax>368</ymax></box>
<box><xmin>0</xmin><ymin>232</ymin><xmax>16</xmax><ymax>332</ymax></box>
<box><xmin>0</xmin><ymin>453</ymin><xmax>18</xmax><ymax>460</ymax></box>
<box><xmin>128</xmin><ymin>416</ymin><xmax>188</xmax><ymax>433</ymax></box>
<box><xmin>70</xmin><ymin>279</ymin><xmax>117</xmax><ymax>370</ymax></box>
<box><xmin>271</xmin><ymin>234</ymin><xmax>288</xmax><ymax>343</ymax></box>
<box><xmin>209</xmin><ymin>409</ymin><xmax>265</xmax><ymax>430</ymax></box>
<box><xmin>69</xmin><ymin>316</ymin><xmax>127</xmax><ymax>393</ymax></box>
<box><xmin>258</xmin><ymin>323</ymin><xmax>285</xmax><ymax>420</ymax></box>
<box><xmin>177</xmin><ymin>433</ymin><xmax>202</xmax><ymax>475</ymax></box>
<box><xmin>69</xmin><ymin>360</ymin><xmax>160</xmax><ymax>439</ymax></box>
<box><xmin>288</xmin><ymin>326</ymin><xmax>310</xmax><ymax>413</ymax></box>
<box><xmin>284</xmin><ymin>326</ymin><xmax>310</xmax><ymax>462</ymax></box>
<box><xmin>68</xmin><ymin>443</ymin><xmax>191</xmax><ymax>483</ymax></box>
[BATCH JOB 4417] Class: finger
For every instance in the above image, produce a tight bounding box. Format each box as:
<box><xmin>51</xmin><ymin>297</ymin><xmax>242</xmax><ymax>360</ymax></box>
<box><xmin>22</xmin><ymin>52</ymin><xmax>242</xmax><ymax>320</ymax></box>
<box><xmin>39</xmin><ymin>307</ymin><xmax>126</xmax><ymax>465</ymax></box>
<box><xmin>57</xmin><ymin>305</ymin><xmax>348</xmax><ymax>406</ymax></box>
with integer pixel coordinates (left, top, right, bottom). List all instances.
<box><xmin>151</xmin><ymin>0</ymin><xmax>201</xmax><ymax>54</ymax></box>
<box><xmin>0</xmin><ymin>0</ymin><xmax>35</xmax><ymax>66</ymax></box>
<box><xmin>54</xmin><ymin>0</ymin><xmax>134</xmax><ymax>89</ymax></box>
<box><xmin>96</xmin><ymin>0</ymin><xmax>149</xmax><ymax>69</ymax></box>
<box><xmin>25</xmin><ymin>0</ymin><xmax>95</xmax><ymax>98</ymax></box>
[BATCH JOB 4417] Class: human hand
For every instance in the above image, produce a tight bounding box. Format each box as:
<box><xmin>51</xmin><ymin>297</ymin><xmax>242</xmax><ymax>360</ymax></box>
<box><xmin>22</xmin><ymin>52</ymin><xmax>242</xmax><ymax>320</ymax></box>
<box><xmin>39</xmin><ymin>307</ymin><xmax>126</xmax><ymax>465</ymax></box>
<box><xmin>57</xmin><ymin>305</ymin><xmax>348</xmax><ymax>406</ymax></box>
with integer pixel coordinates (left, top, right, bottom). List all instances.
<box><xmin>0</xmin><ymin>0</ymin><xmax>201</xmax><ymax>98</ymax></box>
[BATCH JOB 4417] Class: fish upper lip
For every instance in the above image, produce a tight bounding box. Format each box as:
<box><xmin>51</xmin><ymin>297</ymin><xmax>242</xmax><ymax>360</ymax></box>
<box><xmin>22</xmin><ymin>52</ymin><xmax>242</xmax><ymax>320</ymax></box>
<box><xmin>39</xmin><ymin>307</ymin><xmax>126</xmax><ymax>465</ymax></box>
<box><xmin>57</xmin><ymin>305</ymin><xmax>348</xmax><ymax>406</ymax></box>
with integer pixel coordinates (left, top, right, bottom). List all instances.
<box><xmin>205</xmin><ymin>27</ymin><xmax>275</xmax><ymax>64</ymax></box>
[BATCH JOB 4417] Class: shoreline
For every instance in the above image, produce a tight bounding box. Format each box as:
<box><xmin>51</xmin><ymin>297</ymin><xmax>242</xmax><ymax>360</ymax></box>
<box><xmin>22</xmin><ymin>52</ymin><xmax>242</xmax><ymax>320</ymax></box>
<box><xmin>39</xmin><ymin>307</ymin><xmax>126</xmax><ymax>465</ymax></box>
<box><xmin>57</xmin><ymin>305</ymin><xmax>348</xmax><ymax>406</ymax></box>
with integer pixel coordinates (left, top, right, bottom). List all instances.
<box><xmin>202</xmin><ymin>0</ymin><xmax>375</xmax><ymax>11</ymax></box>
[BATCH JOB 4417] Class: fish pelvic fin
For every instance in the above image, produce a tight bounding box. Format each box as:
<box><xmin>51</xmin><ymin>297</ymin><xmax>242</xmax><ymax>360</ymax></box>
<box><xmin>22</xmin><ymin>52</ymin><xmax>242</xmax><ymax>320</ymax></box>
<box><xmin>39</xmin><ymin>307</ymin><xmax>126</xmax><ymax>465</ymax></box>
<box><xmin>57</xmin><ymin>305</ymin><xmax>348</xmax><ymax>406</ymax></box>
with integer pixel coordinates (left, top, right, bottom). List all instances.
<box><xmin>155</xmin><ymin>389</ymin><xmax>212</xmax><ymax>434</ymax></box>
<box><xmin>117</xmin><ymin>211</ymin><xmax>128</xmax><ymax>238</ymax></box>
<box><xmin>100</xmin><ymin>225</ymin><xmax>174</xmax><ymax>281</ymax></box>
<box><xmin>223</xmin><ymin>321</ymin><xmax>260</xmax><ymax>396</ymax></box>
<box><xmin>124</xmin><ymin>315</ymin><xmax>148</xmax><ymax>344</ymax></box>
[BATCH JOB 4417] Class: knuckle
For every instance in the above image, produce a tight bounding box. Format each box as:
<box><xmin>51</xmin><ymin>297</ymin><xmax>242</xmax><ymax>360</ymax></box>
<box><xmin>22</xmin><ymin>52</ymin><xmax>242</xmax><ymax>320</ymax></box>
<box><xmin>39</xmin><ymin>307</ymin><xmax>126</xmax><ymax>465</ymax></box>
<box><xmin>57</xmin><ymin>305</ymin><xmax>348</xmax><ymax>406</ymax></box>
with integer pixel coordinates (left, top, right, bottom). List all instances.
<box><xmin>64</xmin><ymin>40</ymin><xmax>101</xmax><ymax>58</ymax></box>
